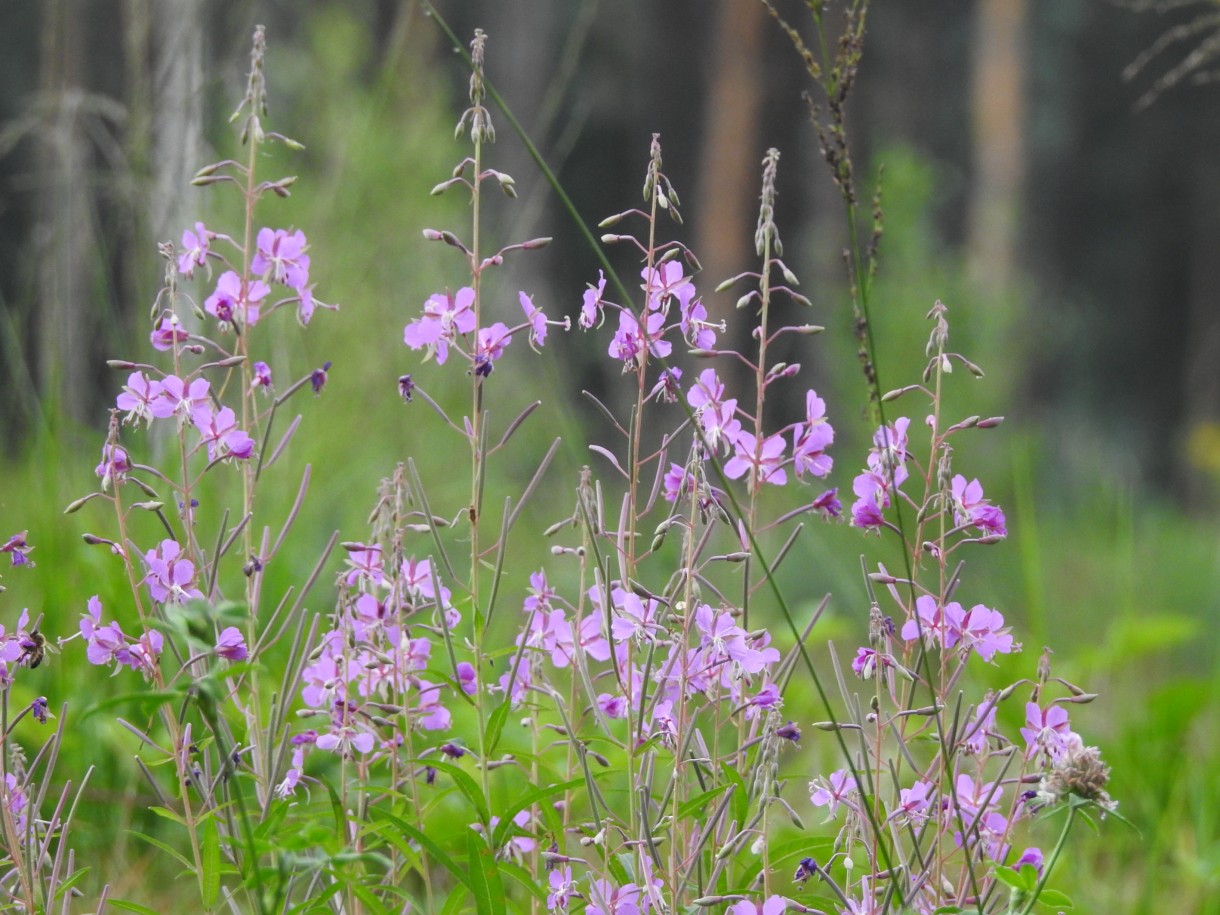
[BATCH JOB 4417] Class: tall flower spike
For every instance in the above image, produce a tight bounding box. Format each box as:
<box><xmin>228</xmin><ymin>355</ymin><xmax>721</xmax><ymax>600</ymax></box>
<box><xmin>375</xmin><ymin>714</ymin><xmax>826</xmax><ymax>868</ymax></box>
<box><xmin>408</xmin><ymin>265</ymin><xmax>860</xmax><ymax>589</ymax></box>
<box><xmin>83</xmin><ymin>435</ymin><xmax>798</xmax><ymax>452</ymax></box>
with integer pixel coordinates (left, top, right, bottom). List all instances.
<box><xmin>233</xmin><ymin>25</ymin><xmax>268</xmax><ymax>143</ymax></box>
<box><xmin>457</xmin><ymin>30</ymin><xmax>495</xmax><ymax>143</ymax></box>
<box><xmin>755</xmin><ymin>148</ymin><xmax>782</xmax><ymax>257</ymax></box>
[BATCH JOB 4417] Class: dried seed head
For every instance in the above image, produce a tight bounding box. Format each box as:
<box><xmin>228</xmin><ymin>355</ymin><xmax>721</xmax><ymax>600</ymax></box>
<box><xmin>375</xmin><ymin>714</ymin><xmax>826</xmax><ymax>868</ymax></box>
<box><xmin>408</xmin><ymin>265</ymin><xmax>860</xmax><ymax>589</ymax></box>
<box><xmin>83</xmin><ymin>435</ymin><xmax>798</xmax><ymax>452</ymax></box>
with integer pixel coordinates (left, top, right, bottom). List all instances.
<box><xmin>1037</xmin><ymin>742</ymin><xmax>1117</xmax><ymax>812</ymax></box>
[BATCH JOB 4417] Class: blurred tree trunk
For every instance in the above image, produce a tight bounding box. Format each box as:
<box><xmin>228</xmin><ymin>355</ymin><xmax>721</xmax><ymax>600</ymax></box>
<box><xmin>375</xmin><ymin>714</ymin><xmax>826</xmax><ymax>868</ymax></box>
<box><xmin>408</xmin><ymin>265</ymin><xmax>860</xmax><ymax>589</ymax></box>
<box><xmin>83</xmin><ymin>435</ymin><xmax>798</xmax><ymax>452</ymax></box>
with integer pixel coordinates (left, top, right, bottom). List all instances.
<box><xmin>695</xmin><ymin>0</ymin><xmax>766</xmax><ymax>310</ymax></box>
<box><xmin>125</xmin><ymin>0</ymin><xmax>204</xmax><ymax>322</ymax></box>
<box><xmin>150</xmin><ymin>0</ymin><xmax>204</xmax><ymax>246</ymax></box>
<box><xmin>36</xmin><ymin>0</ymin><xmax>94</xmax><ymax>424</ymax></box>
<box><xmin>967</xmin><ymin>0</ymin><xmax>1026</xmax><ymax>290</ymax></box>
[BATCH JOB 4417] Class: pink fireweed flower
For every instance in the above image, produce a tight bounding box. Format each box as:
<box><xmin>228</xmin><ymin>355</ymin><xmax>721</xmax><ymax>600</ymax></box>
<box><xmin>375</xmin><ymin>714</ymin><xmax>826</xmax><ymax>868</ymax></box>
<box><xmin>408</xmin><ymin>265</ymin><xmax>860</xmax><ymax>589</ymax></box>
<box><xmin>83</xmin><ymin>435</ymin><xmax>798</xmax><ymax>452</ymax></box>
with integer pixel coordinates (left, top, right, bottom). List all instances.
<box><xmin>301</xmin><ymin>651</ymin><xmax>346</xmax><ymax>709</ymax></box>
<box><xmin>317</xmin><ymin>709</ymin><xmax>376</xmax><ymax>755</ymax></box>
<box><xmin>729</xmin><ymin>897</ymin><xmax>791</xmax><ymax>915</ymax></box>
<box><xmin>952</xmin><ymin>773</ymin><xmax>1001</xmax><ymax>826</ymax></box>
<box><xmin>0</xmin><ymin>609</ymin><xmax>32</xmax><ymax>664</ymax></box>
<box><xmin>609</xmin><ymin>589</ymin><xmax>664</xmax><ymax>644</ymax></box>
<box><xmin>900</xmin><ymin>595</ymin><xmax>966</xmax><ymax>650</ymax></box>
<box><xmin>476</xmin><ymin>809</ymin><xmax>536</xmax><ymax>859</ymax></box>
<box><xmin>404</xmin><ymin>287</ymin><xmax>476</xmax><ymax>365</ymax></box>
<box><xmin>648</xmin><ymin>366</ymin><xmax>683</xmax><ymax>403</ymax></box>
<box><xmin>963</xmin><ymin>695</ymin><xmax>1000</xmax><ymax>755</ymax></box>
<box><xmin>495</xmin><ymin>661</ymin><xmax>533</xmax><ymax>708</ymax></box>
<box><xmin>214</xmin><ymin>627</ymin><xmax>248</xmax><ymax>661</ymax></box>
<box><xmin>950</xmin><ymin>474</ymin><xmax>1008</xmax><ymax>537</ymax></box>
<box><xmin>550</xmin><ymin>613</ymin><xmax>610</xmax><ymax>668</ymax></box>
<box><xmin>414</xmin><ymin>679</ymin><xmax>452</xmax><ymax>730</ymax></box>
<box><xmin>890</xmin><ymin>779</ymin><xmax>934</xmax><ymax>824</ymax></box>
<box><xmin>663</xmin><ymin>462</ymin><xmax>696</xmax><ymax>503</ymax></box>
<box><xmin>193</xmin><ymin>405</ymin><xmax>254</xmax><ymax>461</ymax></box>
<box><xmin>126</xmin><ymin>628</ymin><xmax>164</xmax><ymax>675</ymax></box>
<box><xmin>473</xmin><ymin>322</ymin><xmax>512</xmax><ymax>376</ymax></box>
<box><xmin>687</xmin><ymin>368</ymin><xmax>742</xmax><ymax>452</ymax></box>
<box><xmin>586</xmin><ymin>878</ymin><xmax>642</xmax><ymax>915</ymax></box>
<box><xmin>724</xmin><ymin>431</ymin><xmax>788</xmax><ymax>489</ymax></box>
<box><xmin>851</xmin><ymin>646</ymin><xmax>894</xmax><ymax>680</ymax></box>
<box><xmin>519</xmin><ymin>607</ymin><xmax>567</xmax><ymax>655</ymax></box>
<box><xmin>812</xmin><ymin>487</ymin><xmax>843</xmax><ymax>518</ymax></box>
<box><xmin>642</xmin><ymin>260</ymin><xmax>695</xmax><ymax>312</ymax></box>
<box><xmin>2</xmin><ymin>773</ymin><xmax>29</xmax><ymax>835</ymax></box>
<box><xmin>580</xmin><ymin>270</ymin><xmax>607</xmax><ymax>329</ymax></box>
<box><xmin>116</xmin><ymin>371</ymin><xmax>163</xmax><ymax>426</ymax></box>
<box><xmin>746</xmin><ymin>682</ymin><xmax>781</xmax><ymax>718</ymax></box>
<box><xmin>522</xmin><ymin>569</ymin><xmax>558</xmax><ymax>615</ymax></box>
<box><xmin>205</xmin><ymin>270</ymin><xmax>270</xmax><ymax>328</ymax></box>
<box><xmin>849</xmin><ymin>464</ymin><xmax>909</xmax><ymax>530</ymax></box>
<box><xmin>810</xmin><ymin>768</ymin><xmax>858</xmax><ymax>821</ymax></box>
<box><xmin>251</xmin><ymin>360</ymin><xmax>272</xmax><ymax>392</ymax></box>
<box><xmin>177</xmin><ymin>221</ymin><xmax>211</xmax><ymax>277</ymax></box>
<box><xmin>597</xmin><ymin>692</ymin><xmax>629</xmax><ymax>718</ymax></box>
<box><xmin>679</xmin><ymin>296</ymin><xmax>718</xmax><ymax>348</ymax></box>
<box><xmin>150</xmin><ymin>316</ymin><xmax>189</xmax><ymax>351</ymax></box>
<box><xmin>275</xmin><ymin>745</ymin><xmax>307</xmax><ymax>798</ymax></box>
<box><xmin>694</xmin><ymin>603</ymin><xmax>767</xmax><ymax>674</ymax></box>
<box><xmin>455</xmin><ymin>661</ymin><xmax>478</xmax><ymax>696</ymax></box>
<box><xmin>142</xmin><ymin>539</ymin><xmax>203</xmax><ymax>604</ymax></box>
<box><xmin>609</xmin><ymin>309</ymin><xmax>671</xmax><ymax>368</ymax></box>
<box><xmin>343</xmin><ymin>544</ymin><xmax>384</xmax><ymax>589</ymax></box>
<box><xmin>519</xmin><ymin>291</ymin><xmax>548</xmax><ymax>348</ymax></box>
<box><xmin>1</xmin><ymin>532</ymin><xmax>33</xmax><ymax>568</ymax></box>
<box><xmin>960</xmin><ymin>604</ymin><xmax>1016</xmax><ymax>661</ymax></box>
<box><xmin>1012</xmin><ymin>847</ymin><xmax>1044</xmax><ymax>875</ymax></box>
<box><xmin>401</xmin><ymin>557</ymin><xmax>451</xmax><ymax>607</ymax></box>
<box><xmin>1021</xmin><ymin>702</ymin><xmax>1075</xmax><ymax>761</ymax></box>
<box><xmin>867</xmin><ymin>416</ymin><xmax>912</xmax><ymax>473</ymax></box>
<box><xmin>151</xmin><ymin>374</ymin><xmax>210</xmax><ymax>422</ymax></box>
<box><xmin>80</xmin><ymin>596</ymin><xmax>130</xmax><ymax>668</ymax></box>
<box><xmin>252</xmin><ymin>227</ymin><xmax>310</xmax><ymax>289</ymax></box>
<box><xmin>792</xmin><ymin>390</ymin><xmax>835</xmax><ymax>478</ymax></box>
<box><xmin>95</xmin><ymin>443</ymin><xmax>131</xmax><ymax>488</ymax></box>
<box><xmin>547</xmin><ymin>865</ymin><xmax>577</xmax><ymax>912</ymax></box>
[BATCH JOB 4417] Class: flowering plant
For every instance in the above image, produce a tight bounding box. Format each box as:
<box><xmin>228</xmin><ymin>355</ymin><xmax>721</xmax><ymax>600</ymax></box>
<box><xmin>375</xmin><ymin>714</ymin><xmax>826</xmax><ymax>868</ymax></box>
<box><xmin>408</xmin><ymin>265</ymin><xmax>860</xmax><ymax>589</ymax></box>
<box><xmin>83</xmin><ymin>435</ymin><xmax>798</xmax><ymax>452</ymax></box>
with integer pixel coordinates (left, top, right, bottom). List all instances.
<box><xmin>0</xmin><ymin>8</ymin><xmax>1123</xmax><ymax>915</ymax></box>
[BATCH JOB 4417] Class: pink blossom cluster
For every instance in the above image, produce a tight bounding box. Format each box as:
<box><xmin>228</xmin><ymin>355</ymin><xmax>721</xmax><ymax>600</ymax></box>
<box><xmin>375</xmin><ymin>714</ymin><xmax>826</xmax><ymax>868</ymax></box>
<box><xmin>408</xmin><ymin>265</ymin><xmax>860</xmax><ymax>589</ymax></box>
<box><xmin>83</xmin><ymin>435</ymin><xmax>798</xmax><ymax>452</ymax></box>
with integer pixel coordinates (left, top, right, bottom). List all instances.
<box><xmin>279</xmin><ymin>549</ymin><xmax>460</xmax><ymax>795</ymax></box>
<box><xmin>403</xmin><ymin>287</ymin><xmax>565</xmax><ymax>374</ymax></box>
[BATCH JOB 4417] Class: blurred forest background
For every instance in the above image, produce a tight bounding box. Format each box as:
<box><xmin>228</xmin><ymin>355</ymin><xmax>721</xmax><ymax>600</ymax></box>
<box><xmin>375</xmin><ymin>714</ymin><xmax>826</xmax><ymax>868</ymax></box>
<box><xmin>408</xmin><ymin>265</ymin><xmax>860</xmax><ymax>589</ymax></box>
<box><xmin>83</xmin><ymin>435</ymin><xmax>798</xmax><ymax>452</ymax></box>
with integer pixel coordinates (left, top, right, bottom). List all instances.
<box><xmin>1</xmin><ymin>0</ymin><xmax>1219</xmax><ymax>910</ymax></box>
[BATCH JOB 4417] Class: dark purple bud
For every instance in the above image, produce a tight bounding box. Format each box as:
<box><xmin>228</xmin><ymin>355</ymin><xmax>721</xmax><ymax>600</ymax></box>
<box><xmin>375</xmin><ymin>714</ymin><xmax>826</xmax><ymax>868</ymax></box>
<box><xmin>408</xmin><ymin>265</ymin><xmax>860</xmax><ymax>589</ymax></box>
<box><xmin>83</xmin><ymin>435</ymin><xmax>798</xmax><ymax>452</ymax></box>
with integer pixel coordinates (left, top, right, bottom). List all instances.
<box><xmin>776</xmin><ymin>721</ymin><xmax>801</xmax><ymax>743</ymax></box>
<box><xmin>793</xmin><ymin>856</ymin><xmax>817</xmax><ymax>883</ymax></box>
<box><xmin>440</xmin><ymin>742</ymin><xmax>465</xmax><ymax>759</ymax></box>
<box><xmin>425</xmin><ymin>766</ymin><xmax>437</xmax><ymax>785</ymax></box>
<box><xmin>310</xmin><ymin>360</ymin><xmax>332</xmax><ymax>395</ymax></box>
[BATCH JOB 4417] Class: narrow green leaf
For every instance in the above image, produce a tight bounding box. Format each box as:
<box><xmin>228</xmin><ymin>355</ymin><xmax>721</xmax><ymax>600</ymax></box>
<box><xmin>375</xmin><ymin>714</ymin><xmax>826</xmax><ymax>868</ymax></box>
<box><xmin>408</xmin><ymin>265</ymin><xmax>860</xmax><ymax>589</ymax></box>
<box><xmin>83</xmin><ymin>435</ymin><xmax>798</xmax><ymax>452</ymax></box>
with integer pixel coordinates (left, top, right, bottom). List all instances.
<box><xmin>676</xmin><ymin>784</ymin><xmax>731</xmax><ymax>821</ymax></box>
<box><xmin>466</xmin><ymin>829</ymin><xmax>507</xmax><ymax>915</ymax></box>
<box><xmin>425</xmin><ymin>759</ymin><xmax>490</xmax><ymax>824</ymax></box>
<box><xmin>497</xmin><ymin>861</ymin><xmax>547</xmax><ymax>901</ymax></box>
<box><xmin>49</xmin><ymin>866</ymin><xmax>91</xmax><ymax>900</ymax></box>
<box><xmin>1035</xmin><ymin>889</ymin><xmax>1073</xmax><ymax>907</ymax></box>
<box><xmin>491</xmin><ymin>778</ymin><xmax>583</xmax><ymax>848</ymax></box>
<box><xmin>147</xmin><ymin>805</ymin><xmax>188</xmax><ymax>827</ymax></box>
<box><xmin>484</xmin><ymin>699</ymin><xmax>511</xmax><ymax>757</ymax></box>
<box><xmin>440</xmin><ymin>882</ymin><xmax>467</xmax><ymax>915</ymax></box>
<box><xmin>81</xmin><ymin>689</ymin><xmax>185</xmax><ymax>720</ymax></box>
<box><xmin>201</xmin><ymin>815</ymin><xmax>221</xmax><ymax>908</ymax></box>
<box><xmin>720</xmin><ymin>761</ymin><xmax>749</xmax><ymax>827</ymax></box>
<box><xmin>992</xmin><ymin>865</ymin><xmax>1034</xmax><ymax>891</ymax></box>
<box><xmin>371</xmin><ymin>809</ymin><xmax>476</xmax><ymax>893</ymax></box>
<box><xmin>128</xmin><ymin>829</ymin><xmax>194</xmax><ymax>871</ymax></box>
<box><xmin>108</xmin><ymin>902</ymin><xmax>164</xmax><ymax>915</ymax></box>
